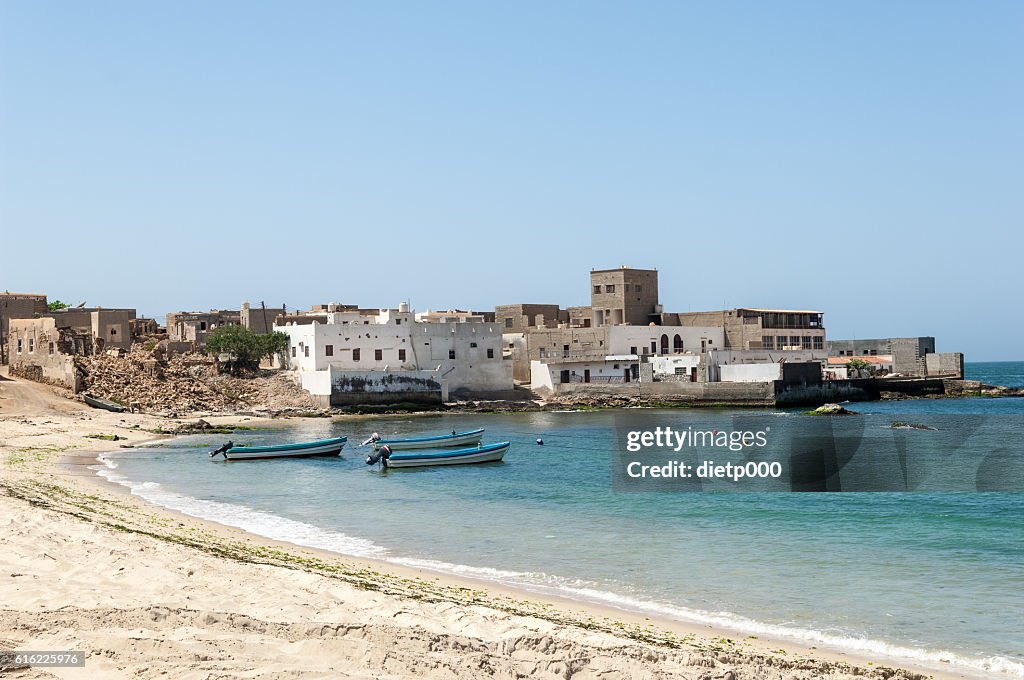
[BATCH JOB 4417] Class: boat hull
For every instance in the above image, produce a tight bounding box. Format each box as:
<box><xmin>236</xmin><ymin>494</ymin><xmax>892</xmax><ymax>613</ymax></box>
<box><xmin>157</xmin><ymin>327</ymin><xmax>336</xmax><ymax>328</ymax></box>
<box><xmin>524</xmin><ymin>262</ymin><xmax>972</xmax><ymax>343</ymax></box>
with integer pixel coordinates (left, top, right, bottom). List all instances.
<box><xmin>383</xmin><ymin>442</ymin><xmax>508</xmax><ymax>468</ymax></box>
<box><xmin>372</xmin><ymin>429</ymin><xmax>484</xmax><ymax>451</ymax></box>
<box><xmin>223</xmin><ymin>438</ymin><xmax>347</xmax><ymax>461</ymax></box>
<box><xmin>83</xmin><ymin>393</ymin><xmax>126</xmax><ymax>413</ymax></box>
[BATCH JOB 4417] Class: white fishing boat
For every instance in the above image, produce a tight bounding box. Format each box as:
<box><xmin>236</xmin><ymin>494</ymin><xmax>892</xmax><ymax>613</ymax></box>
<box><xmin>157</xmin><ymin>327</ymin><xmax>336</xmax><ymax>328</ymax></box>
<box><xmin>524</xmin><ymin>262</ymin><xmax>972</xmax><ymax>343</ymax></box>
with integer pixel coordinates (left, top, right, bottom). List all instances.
<box><xmin>210</xmin><ymin>436</ymin><xmax>347</xmax><ymax>461</ymax></box>
<box><xmin>363</xmin><ymin>428</ymin><xmax>485</xmax><ymax>451</ymax></box>
<box><xmin>366</xmin><ymin>441</ymin><xmax>509</xmax><ymax>468</ymax></box>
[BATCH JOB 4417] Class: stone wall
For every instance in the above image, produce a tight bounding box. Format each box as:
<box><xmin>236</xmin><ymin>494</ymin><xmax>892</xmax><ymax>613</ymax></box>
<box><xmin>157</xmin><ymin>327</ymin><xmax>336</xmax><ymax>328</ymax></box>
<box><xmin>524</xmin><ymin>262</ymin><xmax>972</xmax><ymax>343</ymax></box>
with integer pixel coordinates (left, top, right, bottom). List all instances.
<box><xmin>925</xmin><ymin>352</ymin><xmax>964</xmax><ymax>378</ymax></box>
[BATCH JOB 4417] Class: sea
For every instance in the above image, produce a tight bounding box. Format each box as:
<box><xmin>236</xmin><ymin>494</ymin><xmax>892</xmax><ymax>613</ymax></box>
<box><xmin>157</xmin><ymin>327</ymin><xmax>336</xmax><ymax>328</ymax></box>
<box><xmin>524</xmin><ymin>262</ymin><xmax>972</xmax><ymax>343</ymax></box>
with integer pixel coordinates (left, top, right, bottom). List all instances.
<box><xmin>95</xmin><ymin>361</ymin><xmax>1024</xmax><ymax>678</ymax></box>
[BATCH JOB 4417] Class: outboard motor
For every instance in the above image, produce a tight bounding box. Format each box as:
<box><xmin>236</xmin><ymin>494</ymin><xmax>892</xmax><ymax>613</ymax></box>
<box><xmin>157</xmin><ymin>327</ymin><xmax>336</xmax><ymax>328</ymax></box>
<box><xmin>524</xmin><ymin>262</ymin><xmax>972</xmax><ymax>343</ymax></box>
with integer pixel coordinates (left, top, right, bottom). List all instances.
<box><xmin>360</xmin><ymin>432</ymin><xmax>381</xmax><ymax>447</ymax></box>
<box><xmin>365</xmin><ymin>444</ymin><xmax>392</xmax><ymax>466</ymax></box>
<box><xmin>209</xmin><ymin>440</ymin><xmax>234</xmax><ymax>458</ymax></box>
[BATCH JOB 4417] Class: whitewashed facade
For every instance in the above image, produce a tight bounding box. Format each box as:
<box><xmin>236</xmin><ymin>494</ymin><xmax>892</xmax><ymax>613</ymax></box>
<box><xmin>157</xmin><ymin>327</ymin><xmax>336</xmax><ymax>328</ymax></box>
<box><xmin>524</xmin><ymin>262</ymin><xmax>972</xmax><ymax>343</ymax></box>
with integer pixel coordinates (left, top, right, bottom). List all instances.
<box><xmin>276</xmin><ymin>307</ymin><xmax>512</xmax><ymax>405</ymax></box>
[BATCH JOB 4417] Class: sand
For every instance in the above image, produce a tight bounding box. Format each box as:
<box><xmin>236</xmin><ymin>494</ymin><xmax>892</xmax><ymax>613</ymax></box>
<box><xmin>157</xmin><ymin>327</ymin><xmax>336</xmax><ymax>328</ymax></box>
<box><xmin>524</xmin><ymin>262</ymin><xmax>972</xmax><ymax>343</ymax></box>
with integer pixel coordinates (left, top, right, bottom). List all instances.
<box><xmin>0</xmin><ymin>369</ymin><xmax>962</xmax><ymax>679</ymax></box>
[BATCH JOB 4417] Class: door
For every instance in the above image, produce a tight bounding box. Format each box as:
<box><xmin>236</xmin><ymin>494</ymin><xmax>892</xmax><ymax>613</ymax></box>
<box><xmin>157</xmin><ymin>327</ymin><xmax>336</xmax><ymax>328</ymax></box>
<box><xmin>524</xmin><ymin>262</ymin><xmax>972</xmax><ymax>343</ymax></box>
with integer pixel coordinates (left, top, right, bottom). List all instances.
<box><xmin>584</xmin><ymin>369</ymin><xmax>591</xmax><ymax>383</ymax></box>
<box><xmin>560</xmin><ymin>369</ymin><xmax>570</xmax><ymax>384</ymax></box>
<box><xmin>623</xmin><ymin>369</ymin><xmax>631</xmax><ymax>383</ymax></box>
<box><xmin>690</xmin><ymin>367</ymin><xmax>697</xmax><ymax>382</ymax></box>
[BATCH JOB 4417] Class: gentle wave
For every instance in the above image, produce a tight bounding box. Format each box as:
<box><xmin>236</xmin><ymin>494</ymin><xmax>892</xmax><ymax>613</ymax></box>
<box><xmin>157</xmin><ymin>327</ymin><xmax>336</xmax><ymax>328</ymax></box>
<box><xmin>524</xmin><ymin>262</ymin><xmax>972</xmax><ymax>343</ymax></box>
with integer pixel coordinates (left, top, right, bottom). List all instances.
<box><xmin>92</xmin><ymin>455</ymin><xmax>1023</xmax><ymax>679</ymax></box>
<box><xmin>93</xmin><ymin>455</ymin><xmax>387</xmax><ymax>559</ymax></box>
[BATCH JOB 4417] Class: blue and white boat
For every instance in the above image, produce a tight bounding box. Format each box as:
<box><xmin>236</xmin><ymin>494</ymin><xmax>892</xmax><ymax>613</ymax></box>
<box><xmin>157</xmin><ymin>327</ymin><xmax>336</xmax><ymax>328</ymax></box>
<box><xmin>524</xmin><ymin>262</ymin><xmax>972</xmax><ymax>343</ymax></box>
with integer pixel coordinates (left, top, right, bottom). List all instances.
<box><xmin>210</xmin><ymin>436</ymin><xmax>347</xmax><ymax>461</ymax></box>
<box><xmin>367</xmin><ymin>441</ymin><xmax>509</xmax><ymax>468</ymax></box>
<box><xmin>363</xmin><ymin>428</ymin><xmax>485</xmax><ymax>451</ymax></box>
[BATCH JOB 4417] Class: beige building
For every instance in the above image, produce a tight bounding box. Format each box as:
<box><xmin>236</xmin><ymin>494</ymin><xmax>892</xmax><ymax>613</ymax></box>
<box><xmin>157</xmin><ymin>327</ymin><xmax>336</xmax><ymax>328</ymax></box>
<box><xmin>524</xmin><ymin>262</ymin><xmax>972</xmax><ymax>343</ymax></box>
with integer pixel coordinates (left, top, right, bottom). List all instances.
<box><xmin>166</xmin><ymin>309</ymin><xmax>241</xmax><ymax>347</ymax></box>
<box><xmin>241</xmin><ymin>302</ymin><xmax>287</xmax><ymax>335</ymax></box>
<box><xmin>671</xmin><ymin>308</ymin><xmax>826</xmax><ymax>351</ymax></box>
<box><xmin>0</xmin><ymin>293</ymin><xmax>48</xmax><ymax>364</ymax></box>
<box><xmin>7</xmin><ymin>317</ymin><xmax>92</xmax><ymax>390</ymax></box>
<box><xmin>589</xmin><ymin>266</ymin><xmax>660</xmax><ymax>327</ymax></box>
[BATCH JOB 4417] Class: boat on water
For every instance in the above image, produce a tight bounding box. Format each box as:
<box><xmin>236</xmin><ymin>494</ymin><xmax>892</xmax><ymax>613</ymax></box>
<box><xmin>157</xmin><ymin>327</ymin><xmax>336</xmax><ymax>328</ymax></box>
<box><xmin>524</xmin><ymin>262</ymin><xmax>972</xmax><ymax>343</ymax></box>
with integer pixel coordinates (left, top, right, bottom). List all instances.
<box><xmin>366</xmin><ymin>441</ymin><xmax>509</xmax><ymax>468</ymax></box>
<box><xmin>83</xmin><ymin>393</ymin><xmax>126</xmax><ymax>413</ymax></box>
<box><xmin>363</xmin><ymin>428</ymin><xmax>485</xmax><ymax>451</ymax></box>
<box><xmin>210</xmin><ymin>436</ymin><xmax>347</xmax><ymax>461</ymax></box>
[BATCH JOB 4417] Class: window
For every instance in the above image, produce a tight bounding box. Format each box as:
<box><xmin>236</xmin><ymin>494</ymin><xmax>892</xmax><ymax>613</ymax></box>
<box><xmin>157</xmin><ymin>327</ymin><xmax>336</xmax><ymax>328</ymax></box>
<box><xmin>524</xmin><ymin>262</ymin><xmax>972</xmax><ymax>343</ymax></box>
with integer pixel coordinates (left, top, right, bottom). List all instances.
<box><xmin>675</xmin><ymin>366</ymin><xmax>686</xmax><ymax>375</ymax></box>
<box><xmin>325</xmin><ymin>345</ymin><xmax>334</xmax><ymax>356</ymax></box>
<box><xmin>623</xmin><ymin>284</ymin><xmax>630</xmax><ymax>292</ymax></box>
<box><xmin>48</xmin><ymin>342</ymin><xmax>55</xmax><ymax>355</ymax></box>
<box><xmin>504</xmin><ymin>317</ymin><xmax>513</xmax><ymax>328</ymax></box>
<box><xmin>487</xmin><ymin>348</ymin><xmax>494</xmax><ymax>358</ymax></box>
<box><xmin>28</xmin><ymin>338</ymin><xmax>34</xmax><ymax>352</ymax></box>
<box><xmin>470</xmin><ymin>342</ymin><xmax>478</xmax><ymax>348</ymax></box>
<box><xmin>304</xmin><ymin>346</ymin><xmax>309</xmax><ymax>357</ymax></box>
<box><xmin>353</xmin><ymin>348</ymin><xmax>361</xmax><ymax>361</ymax></box>
<box><xmin>790</xmin><ymin>336</ymin><xmax>800</xmax><ymax>348</ymax></box>
<box><xmin>864</xmin><ymin>350</ymin><xmax>870</xmax><ymax>355</ymax></box>
<box><xmin>200</xmin><ymin>321</ymin><xmax>207</xmax><ymax>331</ymax></box>
<box><xmin>635</xmin><ymin>285</ymin><xmax>642</xmax><ymax>293</ymax></box>
<box><xmin>16</xmin><ymin>339</ymin><xmax>22</xmax><ymax>353</ymax></box>
<box><xmin>593</xmin><ymin>285</ymin><xmax>601</xmax><ymax>294</ymax></box>
<box><xmin>802</xmin><ymin>336</ymin><xmax>812</xmax><ymax>350</ymax></box>
<box><xmin>375</xmin><ymin>349</ymin><xmax>383</xmax><ymax>360</ymax></box>
<box><xmin>630</xmin><ymin>346</ymin><xmax>637</xmax><ymax>355</ymax></box>
<box><xmin>449</xmin><ymin>349</ymin><xmax>456</xmax><ymax>360</ymax></box>
<box><xmin>395</xmin><ymin>318</ymin><xmax>401</xmax><ymax>325</ymax></box>
<box><xmin>870</xmin><ymin>349</ymin><xmax>877</xmax><ymax>356</ymax></box>
<box><xmin>605</xmin><ymin>284</ymin><xmax>615</xmax><ymax>293</ymax></box>
<box><xmin>763</xmin><ymin>336</ymin><xmax>773</xmax><ymax>350</ymax></box>
<box><xmin>776</xmin><ymin>336</ymin><xmax>787</xmax><ymax>350</ymax></box>
<box><xmin>398</xmin><ymin>349</ymin><xmax>406</xmax><ymax>361</ymax></box>
<box><xmin>110</xmin><ymin>328</ymin><xmax>117</xmax><ymax>336</ymax></box>
<box><xmin>291</xmin><ymin>346</ymin><xmax>296</xmax><ymax>357</ymax></box>
<box><xmin>814</xmin><ymin>337</ymin><xmax>824</xmax><ymax>350</ymax></box>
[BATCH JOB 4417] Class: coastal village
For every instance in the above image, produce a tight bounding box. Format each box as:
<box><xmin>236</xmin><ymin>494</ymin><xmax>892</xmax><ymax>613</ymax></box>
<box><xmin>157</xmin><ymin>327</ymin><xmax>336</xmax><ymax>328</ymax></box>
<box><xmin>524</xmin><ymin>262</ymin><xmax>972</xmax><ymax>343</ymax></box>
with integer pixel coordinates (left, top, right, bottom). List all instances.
<box><xmin>1</xmin><ymin>266</ymin><xmax>994</xmax><ymax>414</ymax></box>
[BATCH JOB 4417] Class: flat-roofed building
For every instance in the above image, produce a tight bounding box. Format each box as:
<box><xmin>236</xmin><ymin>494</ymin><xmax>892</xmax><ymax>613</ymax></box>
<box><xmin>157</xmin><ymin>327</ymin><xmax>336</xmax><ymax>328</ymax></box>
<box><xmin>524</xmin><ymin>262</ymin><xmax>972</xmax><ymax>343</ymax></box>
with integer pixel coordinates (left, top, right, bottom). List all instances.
<box><xmin>589</xmin><ymin>266</ymin><xmax>660</xmax><ymax>327</ymax></box>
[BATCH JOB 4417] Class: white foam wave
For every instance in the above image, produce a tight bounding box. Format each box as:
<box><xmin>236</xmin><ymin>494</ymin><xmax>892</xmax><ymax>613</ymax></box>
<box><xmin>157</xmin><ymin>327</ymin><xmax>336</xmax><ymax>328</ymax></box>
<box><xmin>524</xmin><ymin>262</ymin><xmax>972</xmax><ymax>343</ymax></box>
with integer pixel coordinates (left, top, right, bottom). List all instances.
<box><xmin>93</xmin><ymin>455</ymin><xmax>386</xmax><ymax>559</ymax></box>
<box><xmin>92</xmin><ymin>455</ymin><xmax>1022</xmax><ymax>679</ymax></box>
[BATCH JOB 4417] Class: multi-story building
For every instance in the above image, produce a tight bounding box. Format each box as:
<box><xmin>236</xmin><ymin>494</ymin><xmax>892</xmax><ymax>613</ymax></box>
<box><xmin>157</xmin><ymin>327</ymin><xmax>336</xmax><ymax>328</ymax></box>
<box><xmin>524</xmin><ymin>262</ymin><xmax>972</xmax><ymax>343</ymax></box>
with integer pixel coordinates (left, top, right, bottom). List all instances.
<box><xmin>166</xmin><ymin>309</ymin><xmax>241</xmax><ymax>347</ymax></box>
<box><xmin>240</xmin><ymin>302</ymin><xmax>287</xmax><ymax>335</ymax></box>
<box><xmin>672</xmin><ymin>308</ymin><xmax>826</xmax><ymax>351</ymax></box>
<box><xmin>589</xmin><ymin>266</ymin><xmax>660</xmax><ymax>327</ymax></box>
<box><xmin>6</xmin><ymin>308</ymin><xmax>135</xmax><ymax>388</ymax></box>
<box><xmin>826</xmin><ymin>337</ymin><xmax>937</xmax><ymax>377</ymax></box>
<box><xmin>46</xmin><ymin>308</ymin><xmax>137</xmax><ymax>352</ymax></box>
<box><xmin>275</xmin><ymin>303</ymin><xmax>512</xmax><ymax>406</ymax></box>
<box><xmin>0</xmin><ymin>293</ymin><xmax>48</xmax><ymax>364</ymax></box>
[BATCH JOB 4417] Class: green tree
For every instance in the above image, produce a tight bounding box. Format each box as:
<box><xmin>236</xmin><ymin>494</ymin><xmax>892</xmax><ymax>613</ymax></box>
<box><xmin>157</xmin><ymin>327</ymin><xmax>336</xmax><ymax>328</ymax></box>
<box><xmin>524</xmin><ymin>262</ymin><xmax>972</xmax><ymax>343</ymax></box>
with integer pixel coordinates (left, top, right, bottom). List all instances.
<box><xmin>846</xmin><ymin>358</ymin><xmax>875</xmax><ymax>377</ymax></box>
<box><xmin>47</xmin><ymin>300</ymin><xmax>71</xmax><ymax>311</ymax></box>
<box><xmin>205</xmin><ymin>326</ymin><xmax>289</xmax><ymax>374</ymax></box>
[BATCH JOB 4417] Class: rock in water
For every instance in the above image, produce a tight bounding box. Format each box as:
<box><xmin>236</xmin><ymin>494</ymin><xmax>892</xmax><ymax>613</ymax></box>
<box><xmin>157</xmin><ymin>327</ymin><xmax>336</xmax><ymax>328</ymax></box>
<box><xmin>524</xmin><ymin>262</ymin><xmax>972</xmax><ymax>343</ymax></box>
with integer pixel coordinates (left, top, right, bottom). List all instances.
<box><xmin>809</xmin><ymin>403</ymin><xmax>858</xmax><ymax>415</ymax></box>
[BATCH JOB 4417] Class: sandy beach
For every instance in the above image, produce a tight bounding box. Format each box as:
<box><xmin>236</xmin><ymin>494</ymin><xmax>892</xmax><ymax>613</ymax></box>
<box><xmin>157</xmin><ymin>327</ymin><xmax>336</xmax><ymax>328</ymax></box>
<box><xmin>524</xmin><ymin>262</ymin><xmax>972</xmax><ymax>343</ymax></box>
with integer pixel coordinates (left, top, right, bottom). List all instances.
<box><xmin>0</xmin><ymin>370</ymin><xmax>962</xmax><ymax>679</ymax></box>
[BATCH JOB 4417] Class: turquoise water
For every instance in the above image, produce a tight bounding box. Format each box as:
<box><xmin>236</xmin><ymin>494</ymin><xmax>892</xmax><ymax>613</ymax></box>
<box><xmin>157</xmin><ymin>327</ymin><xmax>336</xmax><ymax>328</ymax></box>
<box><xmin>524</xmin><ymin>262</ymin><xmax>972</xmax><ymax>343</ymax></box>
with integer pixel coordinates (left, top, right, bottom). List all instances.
<box><xmin>98</xmin><ymin>365</ymin><xmax>1024</xmax><ymax>678</ymax></box>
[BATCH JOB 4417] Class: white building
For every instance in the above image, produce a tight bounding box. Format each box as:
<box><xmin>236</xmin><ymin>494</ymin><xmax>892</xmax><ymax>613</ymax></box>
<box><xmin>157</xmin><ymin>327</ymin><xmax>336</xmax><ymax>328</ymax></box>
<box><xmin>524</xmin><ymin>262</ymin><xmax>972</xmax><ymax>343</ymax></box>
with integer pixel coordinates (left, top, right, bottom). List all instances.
<box><xmin>276</xmin><ymin>305</ymin><xmax>513</xmax><ymax>406</ymax></box>
<box><xmin>607</xmin><ymin>326</ymin><xmax>723</xmax><ymax>356</ymax></box>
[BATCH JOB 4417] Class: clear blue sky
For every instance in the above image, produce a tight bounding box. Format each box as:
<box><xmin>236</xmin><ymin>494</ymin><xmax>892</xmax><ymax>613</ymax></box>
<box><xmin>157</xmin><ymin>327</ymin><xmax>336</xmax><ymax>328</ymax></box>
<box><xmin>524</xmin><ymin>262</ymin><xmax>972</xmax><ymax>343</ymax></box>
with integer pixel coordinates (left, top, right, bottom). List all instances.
<box><xmin>1</xmin><ymin>2</ymin><xmax>1021</xmax><ymax>360</ymax></box>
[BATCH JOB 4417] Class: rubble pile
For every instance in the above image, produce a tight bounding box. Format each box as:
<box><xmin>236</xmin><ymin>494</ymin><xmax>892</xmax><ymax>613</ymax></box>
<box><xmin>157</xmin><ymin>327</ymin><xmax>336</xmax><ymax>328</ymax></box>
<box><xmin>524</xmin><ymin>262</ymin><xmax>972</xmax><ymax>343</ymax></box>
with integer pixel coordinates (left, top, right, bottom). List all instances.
<box><xmin>76</xmin><ymin>347</ymin><xmax>320</xmax><ymax>415</ymax></box>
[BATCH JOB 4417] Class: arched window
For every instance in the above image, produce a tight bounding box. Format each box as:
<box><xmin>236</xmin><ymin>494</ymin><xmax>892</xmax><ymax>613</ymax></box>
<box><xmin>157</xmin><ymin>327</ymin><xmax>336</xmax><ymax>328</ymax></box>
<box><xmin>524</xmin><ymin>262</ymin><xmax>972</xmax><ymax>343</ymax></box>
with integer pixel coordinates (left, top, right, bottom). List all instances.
<box><xmin>660</xmin><ymin>334</ymin><xmax>669</xmax><ymax>354</ymax></box>
<box><xmin>673</xmin><ymin>334</ymin><xmax>683</xmax><ymax>353</ymax></box>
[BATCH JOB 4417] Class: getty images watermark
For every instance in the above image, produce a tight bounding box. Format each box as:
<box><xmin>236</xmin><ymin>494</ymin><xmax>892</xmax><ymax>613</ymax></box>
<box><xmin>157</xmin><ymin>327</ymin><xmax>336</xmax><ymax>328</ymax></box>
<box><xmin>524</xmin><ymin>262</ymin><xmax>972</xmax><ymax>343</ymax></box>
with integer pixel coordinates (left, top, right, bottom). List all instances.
<box><xmin>625</xmin><ymin>425</ymin><xmax>781</xmax><ymax>482</ymax></box>
<box><xmin>611</xmin><ymin>412</ymin><xmax>1024</xmax><ymax>492</ymax></box>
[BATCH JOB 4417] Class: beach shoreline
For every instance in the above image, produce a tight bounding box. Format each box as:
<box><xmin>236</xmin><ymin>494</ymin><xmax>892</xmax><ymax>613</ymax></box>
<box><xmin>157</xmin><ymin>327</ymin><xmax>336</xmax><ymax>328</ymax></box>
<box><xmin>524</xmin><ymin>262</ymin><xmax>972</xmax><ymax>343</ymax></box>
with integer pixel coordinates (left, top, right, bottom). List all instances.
<box><xmin>0</xmin><ymin>373</ymin><xmax>984</xmax><ymax>678</ymax></box>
